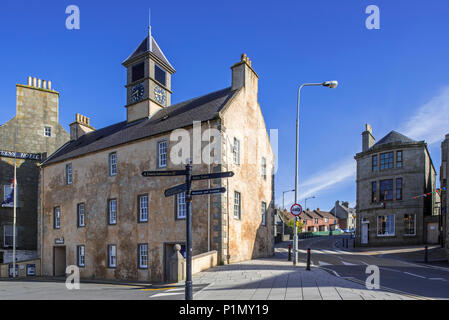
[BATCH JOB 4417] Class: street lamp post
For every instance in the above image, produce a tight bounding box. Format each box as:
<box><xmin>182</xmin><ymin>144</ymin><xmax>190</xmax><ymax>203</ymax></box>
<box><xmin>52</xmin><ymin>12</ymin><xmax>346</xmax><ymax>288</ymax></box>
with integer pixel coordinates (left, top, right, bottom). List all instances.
<box><xmin>304</xmin><ymin>196</ymin><xmax>316</xmax><ymax>212</ymax></box>
<box><xmin>293</xmin><ymin>81</ymin><xmax>338</xmax><ymax>266</ymax></box>
<box><xmin>282</xmin><ymin>189</ymin><xmax>295</xmax><ymax>235</ymax></box>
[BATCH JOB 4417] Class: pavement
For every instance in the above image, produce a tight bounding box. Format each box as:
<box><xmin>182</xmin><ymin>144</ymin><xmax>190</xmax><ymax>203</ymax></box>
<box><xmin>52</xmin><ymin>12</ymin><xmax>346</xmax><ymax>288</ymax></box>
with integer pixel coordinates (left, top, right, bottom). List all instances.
<box><xmin>192</xmin><ymin>247</ymin><xmax>414</xmax><ymax>300</ymax></box>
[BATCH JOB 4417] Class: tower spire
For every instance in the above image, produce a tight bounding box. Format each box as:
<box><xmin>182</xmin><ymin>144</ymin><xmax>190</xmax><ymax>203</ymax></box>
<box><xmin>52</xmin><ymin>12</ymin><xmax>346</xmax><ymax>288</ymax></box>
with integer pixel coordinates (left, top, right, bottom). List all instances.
<box><xmin>148</xmin><ymin>9</ymin><xmax>152</xmax><ymax>52</ymax></box>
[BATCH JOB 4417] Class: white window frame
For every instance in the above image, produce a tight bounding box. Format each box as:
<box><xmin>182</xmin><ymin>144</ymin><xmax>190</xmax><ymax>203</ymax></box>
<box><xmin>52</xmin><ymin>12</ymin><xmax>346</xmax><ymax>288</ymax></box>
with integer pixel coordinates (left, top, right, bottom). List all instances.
<box><xmin>233</xmin><ymin>138</ymin><xmax>240</xmax><ymax>165</ymax></box>
<box><xmin>77</xmin><ymin>203</ymin><xmax>85</xmax><ymax>227</ymax></box>
<box><xmin>109</xmin><ymin>199</ymin><xmax>117</xmax><ymax>225</ymax></box>
<box><xmin>108</xmin><ymin>245</ymin><xmax>117</xmax><ymax>268</ymax></box>
<box><xmin>66</xmin><ymin>164</ymin><xmax>72</xmax><ymax>185</ymax></box>
<box><xmin>44</xmin><ymin>126</ymin><xmax>52</xmax><ymax>137</ymax></box>
<box><xmin>54</xmin><ymin>207</ymin><xmax>60</xmax><ymax>229</ymax></box>
<box><xmin>109</xmin><ymin>152</ymin><xmax>117</xmax><ymax>176</ymax></box>
<box><xmin>261</xmin><ymin>157</ymin><xmax>267</xmax><ymax>180</ymax></box>
<box><xmin>324</xmin><ymin>218</ymin><xmax>328</xmax><ymax>223</ymax></box>
<box><xmin>377</xmin><ymin>214</ymin><xmax>395</xmax><ymax>236</ymax></box>
<box><xmin>138</xmin><ymin>244</ymin><xmax>148</xmax><ymax>269</ymax></box>
<box><xmin>78</xmin><ymin>245</ymin><xmax>85</xmax><ymax>267</ymax></box>
<box><xmin>261</xmin><ymin>201</ymin><xmax>267</xmax><ymax>226</ymax></box>
<box><xmin>139</xmin><ymin>195</ymin><xmax>148</xmax><ymax>222</ymax></box>
<box><xmin>3</xmin><ymin>185</ymin><xmax>13</xmax><ymax>202</ymax></box>
<box><xmin>158</xmin><ymin>141</ymin><xmax>168</xmax><ymax>168</ymax></box>
<box><xmin>3</xmin><ymin>225</ymin><xmax>15</xmax><ymax>247</ymax></box>
<box><xmin>404</xmin><ymin>214</ymin><xmax>416</xmax><ymax>236</ymax></box>
<box><xmin>177</xmin><ymin>192</ymin><xmax>186</xmax><ymax>219</ymax></box>
<box><xmin>234</xmin><ymin>191</ymin><xmax>241</xmax><ymax>219</ymax></box>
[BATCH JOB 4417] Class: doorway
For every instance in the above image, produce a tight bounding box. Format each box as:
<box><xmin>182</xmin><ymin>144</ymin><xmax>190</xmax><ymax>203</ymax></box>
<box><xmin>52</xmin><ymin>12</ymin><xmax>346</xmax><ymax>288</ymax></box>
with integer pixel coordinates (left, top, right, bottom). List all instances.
<box><xmin>53</xmin><ymin>246</ymin><xmax>66</xmax><ymax>277</ymax></box>
<box><xmin>361</xmin><ymin>223</ymin><xmax>369</xmax><ymax>244</ymax></box>
<box><xmin>427</xmin><ymin>222</ymin><xmax>438</xmax><ymax>244</ymax></box>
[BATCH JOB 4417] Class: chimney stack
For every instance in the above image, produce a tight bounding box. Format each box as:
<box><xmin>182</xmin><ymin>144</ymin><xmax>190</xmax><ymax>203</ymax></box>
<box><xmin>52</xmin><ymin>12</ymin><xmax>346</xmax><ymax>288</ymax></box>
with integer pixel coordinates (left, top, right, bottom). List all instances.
<box><xmin>70</xmin><ymin>113</ymin><xmax>95</xmax><ymax>140</ymax></box>
<box><xmin>362</xmin><ymin>123</ymin><xmax>375</xmax><ymax>152</ymax></box>
<box><xmin>231</xmin><ymin>53</ymin><xmax>259</xmax><ymax>95</ymax></box>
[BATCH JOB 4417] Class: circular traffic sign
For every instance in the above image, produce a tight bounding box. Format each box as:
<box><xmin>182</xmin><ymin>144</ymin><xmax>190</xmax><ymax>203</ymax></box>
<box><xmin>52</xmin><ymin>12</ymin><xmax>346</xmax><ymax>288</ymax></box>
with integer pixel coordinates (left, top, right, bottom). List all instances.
<box><xmin>290</xmin><ymin>203</ymin><xmax>303</xmax><ymax>216</ymax></box>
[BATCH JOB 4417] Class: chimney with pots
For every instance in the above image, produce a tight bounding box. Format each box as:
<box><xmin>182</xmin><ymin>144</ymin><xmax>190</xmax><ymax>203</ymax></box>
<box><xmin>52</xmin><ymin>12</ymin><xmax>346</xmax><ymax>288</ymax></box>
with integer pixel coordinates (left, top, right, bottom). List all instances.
<box><xmin>231</xmin><ymin>53</ymin><xmax>259</xmax><ymax>96</ymax></box>
<box><xmin>26</xmin><ymin>76</ymin><xmax>54</xmax><ymax>91</ymax></box>
<box><xmin>70</xmin><ymin>113</ymin><xmax>95</xmax><ymax>140</ymax></box>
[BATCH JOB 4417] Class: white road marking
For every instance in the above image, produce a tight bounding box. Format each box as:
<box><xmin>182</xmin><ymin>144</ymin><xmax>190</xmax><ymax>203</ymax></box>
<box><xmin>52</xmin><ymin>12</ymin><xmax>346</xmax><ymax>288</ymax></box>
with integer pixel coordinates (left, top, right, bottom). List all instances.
<box><xmin>166</xmin><ymin>288</ymin><xmax>185</xmax><ymax>292</ymax></box>
<box><xmin>150</xmin><ymin>292</ymin><xmax>182</xmax><ymax>298</ymax></box>
<box><xmin>380</xmin><ymin>267</ymin><xmax>404</xmax><ymax>273</ymax></box>
<box><xmin>404</xmin><ymin>272</ymin><xmax>426</xmax><ymax>279</ymax></box>
<box><xmin>341</xmin><ymin>261</ymin><xmax>356</xmax><ymax>266</ymax></box>
<box><xmin>429</xmin><ymin>278</ymin><xmax>447</xmax><ymax>281</ymax></box>
<box><xmin>318</xmin><ymin>261</ymin><xmax>331</xmax><ymax>266</ymax></box>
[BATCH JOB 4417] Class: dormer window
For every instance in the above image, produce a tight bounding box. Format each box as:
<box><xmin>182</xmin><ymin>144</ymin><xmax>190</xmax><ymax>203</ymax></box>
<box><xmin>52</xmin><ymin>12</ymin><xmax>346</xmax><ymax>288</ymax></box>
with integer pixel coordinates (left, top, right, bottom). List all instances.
<box><xmin>132</xmin><ymin>62</ymin><xmax>145</xmax><ymax>82</ymax></box>
<box><xmin>155</xmin><ymin>64</ymin><xmax>166</xmax><ymax>86</ymax></box>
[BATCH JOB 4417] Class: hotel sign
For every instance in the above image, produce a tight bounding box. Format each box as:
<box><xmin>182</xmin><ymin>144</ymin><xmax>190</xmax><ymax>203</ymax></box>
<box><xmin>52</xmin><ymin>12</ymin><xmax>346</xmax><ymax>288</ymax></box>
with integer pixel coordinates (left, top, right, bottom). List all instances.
<box><xmin>0</xmin><ymin>150</ymin><xmax>41</xmax><ymax>161</ymax></box>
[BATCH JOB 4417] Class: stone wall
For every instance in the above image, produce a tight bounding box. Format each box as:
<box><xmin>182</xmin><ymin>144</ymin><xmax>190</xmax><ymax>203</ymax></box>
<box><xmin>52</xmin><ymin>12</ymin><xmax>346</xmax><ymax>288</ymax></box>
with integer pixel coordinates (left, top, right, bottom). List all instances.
<box><xmin>0</xmin><ymin>82</ymin><xmax>69</xmax><ymax>252</ymax></box>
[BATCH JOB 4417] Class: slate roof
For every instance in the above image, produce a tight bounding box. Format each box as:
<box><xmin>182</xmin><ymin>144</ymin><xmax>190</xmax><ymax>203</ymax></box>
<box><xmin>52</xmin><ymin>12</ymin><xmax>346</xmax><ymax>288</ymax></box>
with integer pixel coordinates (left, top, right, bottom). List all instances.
<box><xmin>373</xmin><ymin>130</ymin><xmax>417</xmax><ymax>147</ymax></box>
<box><xmin>123</xmin><ymin>36</ymin><xmax>175</xmax><ymax>71</ymax></box>
<box><xmin>42</xmin><ymin>87</ymin><xmax>238</xmax><ymax>166</ymax></box>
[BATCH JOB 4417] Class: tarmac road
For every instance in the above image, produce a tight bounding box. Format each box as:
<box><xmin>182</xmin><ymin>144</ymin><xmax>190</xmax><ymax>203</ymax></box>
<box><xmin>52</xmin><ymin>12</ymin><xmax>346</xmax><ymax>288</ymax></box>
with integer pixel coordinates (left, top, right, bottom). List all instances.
<box><xmin>279</xmin><ymin>235</ymin><xmax>449</xmax><ymax>300</ymax></box>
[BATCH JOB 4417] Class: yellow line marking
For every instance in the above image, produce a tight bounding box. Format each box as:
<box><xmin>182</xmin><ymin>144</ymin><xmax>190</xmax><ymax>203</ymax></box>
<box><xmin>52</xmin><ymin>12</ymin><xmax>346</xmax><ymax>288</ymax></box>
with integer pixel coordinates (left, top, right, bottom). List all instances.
<box><xmin>141</xmin><ymin>287</ymin><xmax>177</xmax><ymax>291</ymax></box>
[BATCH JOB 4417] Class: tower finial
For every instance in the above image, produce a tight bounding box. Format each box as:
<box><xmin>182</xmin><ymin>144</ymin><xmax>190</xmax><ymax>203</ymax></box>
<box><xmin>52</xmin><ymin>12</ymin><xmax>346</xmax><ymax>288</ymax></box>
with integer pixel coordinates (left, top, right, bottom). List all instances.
<box><xmin>148</xmin><ymin>9</ymin><xmax>152</xmax><ymax>52</ymax></box>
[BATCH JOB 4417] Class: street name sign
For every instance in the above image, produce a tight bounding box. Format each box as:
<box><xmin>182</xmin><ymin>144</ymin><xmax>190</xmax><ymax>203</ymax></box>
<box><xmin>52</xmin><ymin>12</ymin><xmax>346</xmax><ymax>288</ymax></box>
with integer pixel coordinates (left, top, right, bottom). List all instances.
<box><xmin>142</xmin><ymin>170</ymin><xmax>186</xmax><ymax>177</ymax></box>
<box><xmin>191</xmin><ymin>171</ymin><xmax>234</xmax><ymax>181</ymax></box>
<box><xmin>191</xmin><ymin>187</ymin><xmax>226</xmax><ymax>196</ymax></box>
<box><xmin>164</xmin><ymin>183</ymin><xmax>187</xmax><ymax>197</ymax></box>
<box><xmin>290</xmin><ymin>203</ymin><xmax>303</xmax><ymax>216</ymax></box>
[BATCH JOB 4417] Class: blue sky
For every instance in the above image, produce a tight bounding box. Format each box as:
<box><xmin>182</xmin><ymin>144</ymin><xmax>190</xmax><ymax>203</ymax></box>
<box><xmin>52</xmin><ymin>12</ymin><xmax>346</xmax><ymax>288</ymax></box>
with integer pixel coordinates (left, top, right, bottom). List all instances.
<box><xmin>1</xmin><ymin>1</ymin><xmax>449</xmax><ymax>212</ymax></box>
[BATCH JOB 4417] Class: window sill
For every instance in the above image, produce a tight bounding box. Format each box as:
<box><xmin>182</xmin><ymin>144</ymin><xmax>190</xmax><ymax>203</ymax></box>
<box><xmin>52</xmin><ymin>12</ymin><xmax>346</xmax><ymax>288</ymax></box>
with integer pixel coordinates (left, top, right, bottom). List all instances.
<box><xmin>404</xmin><ymin>234</ymin><xmax>416</xmax><ymax>237</ymax></box>
<box><xmin>376</xmin><ymin>234</ymin><xmax>395</xmax><ymax>237</ymax></box>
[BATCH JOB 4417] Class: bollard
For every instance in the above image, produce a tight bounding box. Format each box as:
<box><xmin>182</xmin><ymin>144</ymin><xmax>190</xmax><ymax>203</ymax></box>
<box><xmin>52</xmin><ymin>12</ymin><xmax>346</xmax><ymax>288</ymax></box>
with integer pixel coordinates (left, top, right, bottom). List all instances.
<box><xmin>345</xmin><ymin>238</ymin><xmax>348</xmax><ymax>248</ymax></box>
<box><xmin>306</xmin><ymin>248</ymin><xmax>311</xmax><ymax>270</ymax></box>
<box><xmin>424</xmin><ymin>245</ymin><xmax>428</xmax><ymax>263</ymax></box>
<box><xmin>288</xmin><ymin>244</ymin><xmax>292</xmax><ymax>261</ymax></box>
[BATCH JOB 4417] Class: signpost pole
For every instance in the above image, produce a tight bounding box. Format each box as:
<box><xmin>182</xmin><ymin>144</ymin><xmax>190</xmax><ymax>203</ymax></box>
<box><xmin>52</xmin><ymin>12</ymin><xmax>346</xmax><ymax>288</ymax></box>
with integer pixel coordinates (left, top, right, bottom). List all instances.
<box><xmin>185</xmin><ymin>163</ymin><xmax>193</xmax><ymax>300</ymax></box>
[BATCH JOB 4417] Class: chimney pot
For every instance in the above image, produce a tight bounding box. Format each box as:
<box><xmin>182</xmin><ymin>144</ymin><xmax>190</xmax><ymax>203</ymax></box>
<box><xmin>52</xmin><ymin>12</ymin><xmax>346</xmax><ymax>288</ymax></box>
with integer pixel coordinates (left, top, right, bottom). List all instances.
<box><xmin>27</xmin><ymin>76</ymin><xmax>32</xmax><ymax>86</ymax></box>
<box><xmin>47</xmin><ymin>81</ymin><xmax>52</xmax><ymax>90</ymax></box>
<box><xmin>42</xmin><ymin>80</ymin><xmax>47</xmax><ymax>89</ymax></box>
<box><xmin>37</xmin><ymin>79</ymin><xmax>42</xmax><ymax>88</ymax></box>
<box><xmin>32</xmin><ymin>77</ymin><xmax>37</xmax><ymax>87</ymax></box>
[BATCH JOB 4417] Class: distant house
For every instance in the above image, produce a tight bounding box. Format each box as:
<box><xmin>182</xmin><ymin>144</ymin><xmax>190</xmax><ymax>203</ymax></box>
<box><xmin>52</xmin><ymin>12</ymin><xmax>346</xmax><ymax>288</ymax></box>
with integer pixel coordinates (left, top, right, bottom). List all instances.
<box><xmin>330</xmin><ymin>201</ymin><xmax>356</xmax><ymax>230</ymax></box>
<box><xmin>354</xmin><ymin>124</ymin><xmax>436</xmax><ymax>247</ymax></box>
<box><xmin>299</xmin><ymin>209</ymin><xmax>338</xmax><ymax>232</ymax></box>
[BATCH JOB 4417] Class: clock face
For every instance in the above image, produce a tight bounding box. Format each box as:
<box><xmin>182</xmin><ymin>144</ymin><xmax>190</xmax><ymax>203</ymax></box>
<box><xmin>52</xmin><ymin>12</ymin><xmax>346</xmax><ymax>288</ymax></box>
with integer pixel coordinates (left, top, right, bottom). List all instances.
<box><xmin>153</xmin><ymin>85</ymin><xmax>166</xmax><ymax>106</ymax></box>
<box><xmin>131</xmin><ymin>83</ymin><xmax>144</xmax><ymax>103</ymax></box>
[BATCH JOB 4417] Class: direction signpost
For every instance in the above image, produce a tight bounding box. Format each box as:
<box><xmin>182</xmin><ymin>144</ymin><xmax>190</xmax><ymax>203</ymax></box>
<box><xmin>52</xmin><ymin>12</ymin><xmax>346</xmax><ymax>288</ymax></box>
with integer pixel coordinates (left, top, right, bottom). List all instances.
<box><xmin>142</xmin><ymin>164</ymin><xmax>233</xmax><ymax>300</ymax></box>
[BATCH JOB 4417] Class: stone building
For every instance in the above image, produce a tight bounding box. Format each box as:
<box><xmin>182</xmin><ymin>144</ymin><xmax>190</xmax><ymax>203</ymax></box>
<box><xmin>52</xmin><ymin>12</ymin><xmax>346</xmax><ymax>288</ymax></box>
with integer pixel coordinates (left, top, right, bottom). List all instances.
<box><xmin>330</xmin><ymin>201</ymin><xmax>356</xmax><ymax>230</ymax></box>
<box><xmin>39</xmin><ymin>29</ymin><xmax>275</xmax><ymax>281</ymax></box>
<box><xmin>439</xmin><ymin>135</ymin><xmax>449</xmax><ymax>259</ymax></box>
<box><xmin>355</xmin><ymin>124</ymin><xmax>436</xmax><ymax>247</ymax></box>
<box><xmin>0</xmin><ymin>78</ymin><xmax>69</xmax><ymax>263</ymax></box>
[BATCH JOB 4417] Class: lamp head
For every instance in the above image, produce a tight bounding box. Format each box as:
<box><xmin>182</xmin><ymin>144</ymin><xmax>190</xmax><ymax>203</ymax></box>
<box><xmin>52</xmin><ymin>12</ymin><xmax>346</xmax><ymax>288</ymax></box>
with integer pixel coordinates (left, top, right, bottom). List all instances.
<box><xmin>323</xmin><ymin>81</ymin><xmax>338</xmax><ymax>88</ymax></box>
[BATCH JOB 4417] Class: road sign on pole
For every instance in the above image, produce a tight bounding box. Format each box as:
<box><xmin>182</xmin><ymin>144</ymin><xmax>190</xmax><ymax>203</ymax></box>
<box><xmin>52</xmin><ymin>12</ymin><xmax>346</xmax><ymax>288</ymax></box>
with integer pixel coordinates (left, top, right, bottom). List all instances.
<box><xmin>143</xmin><ymin>166</ymin><xmax>233</xmax><ymax>300</ymax></box>
<box><xmin>191</xmin><ymin>187</ymin><xmax>226</xmax><ymax>196</ymax></box>
<box><xmin>164</xmin><ymin>184</ymin><xmax>187</xmax><ymax>197</ymax></box>
<box><xmin>191</xmin><ymin>171</ymin><xmax>234</xmax><ymax>181</ymax></box>
<box><xmin>142</xmin><ymin>170</ymin><xmax>186</xmax><ymax>177</ymax></box>
<box><xmin>290</xmin><ymin>203</ymin><xmax>302</xmax><ymax>216</ymax></box>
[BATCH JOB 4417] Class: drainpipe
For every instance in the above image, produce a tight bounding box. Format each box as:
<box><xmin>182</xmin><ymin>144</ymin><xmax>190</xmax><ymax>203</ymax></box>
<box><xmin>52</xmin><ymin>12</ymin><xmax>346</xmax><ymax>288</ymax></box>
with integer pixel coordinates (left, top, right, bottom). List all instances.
<box><xmin>207</xmin><ymin>120</ymin><xmax>211</xmax><ymax>252</ymax></box>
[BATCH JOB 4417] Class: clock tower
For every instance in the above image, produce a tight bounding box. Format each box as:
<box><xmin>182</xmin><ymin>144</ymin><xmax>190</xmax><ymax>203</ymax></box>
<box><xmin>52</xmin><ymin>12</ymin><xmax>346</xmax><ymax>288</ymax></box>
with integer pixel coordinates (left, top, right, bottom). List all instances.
<box><xmin>122</xmin><ymin>27</ymin><xmax>175</xmax><ymax>123</ymax></box>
